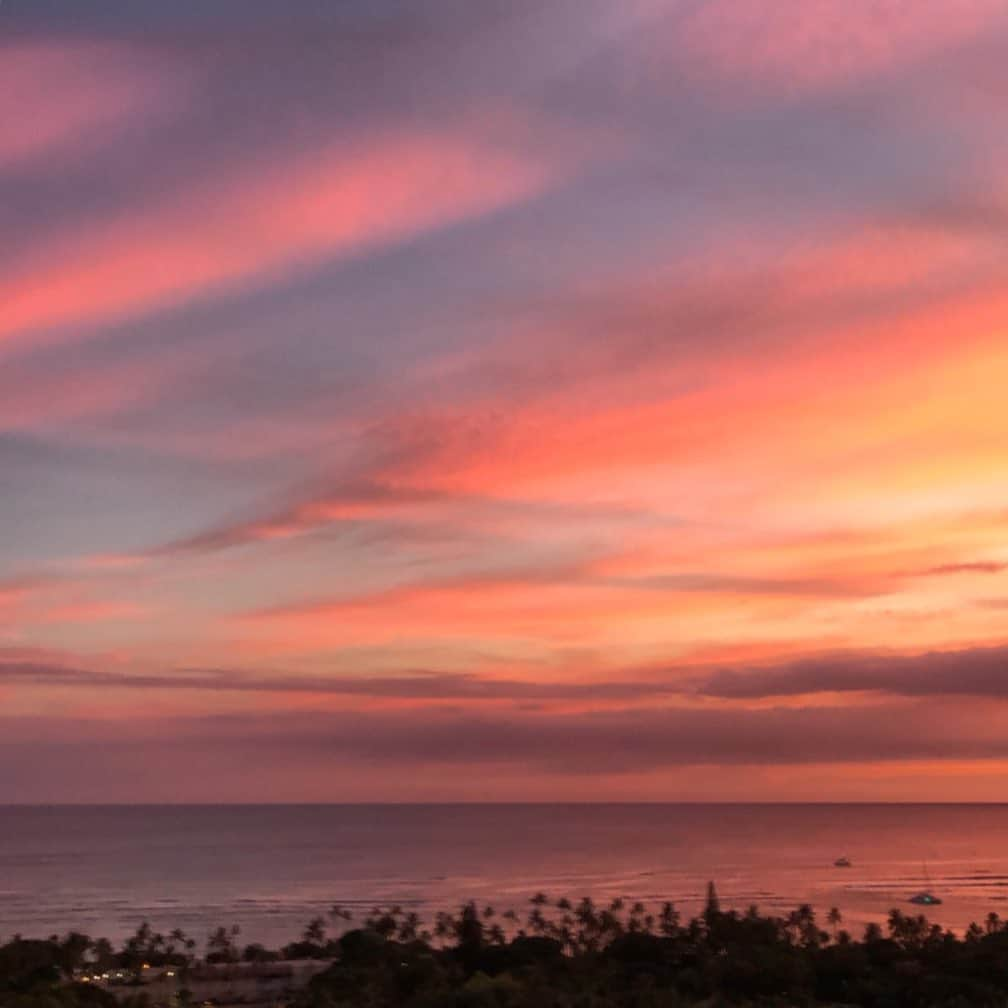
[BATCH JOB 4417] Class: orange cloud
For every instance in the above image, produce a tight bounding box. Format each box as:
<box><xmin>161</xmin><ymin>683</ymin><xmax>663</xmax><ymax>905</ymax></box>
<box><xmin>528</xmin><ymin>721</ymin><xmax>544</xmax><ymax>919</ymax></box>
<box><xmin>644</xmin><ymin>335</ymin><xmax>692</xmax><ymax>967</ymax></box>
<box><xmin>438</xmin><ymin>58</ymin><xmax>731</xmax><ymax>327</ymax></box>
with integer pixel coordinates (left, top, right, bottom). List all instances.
<box><xmin>0</xmin><ymin>573</ymin><xmax>153</xmax><ymax>635</ymax></box>
<box><xmin>379</xmin><ymin>280</ymin><xmax>1008</xmax><ymax>513</ymax></box>
<box><xmin>30</xmin><ymin>601</ymin><xmax>151</xmax><ymax>626</ymax></box>
<box><xmin>233</xmin><ymin>557</ymin><xmax>892</xmax><ymax>659</ymax></box>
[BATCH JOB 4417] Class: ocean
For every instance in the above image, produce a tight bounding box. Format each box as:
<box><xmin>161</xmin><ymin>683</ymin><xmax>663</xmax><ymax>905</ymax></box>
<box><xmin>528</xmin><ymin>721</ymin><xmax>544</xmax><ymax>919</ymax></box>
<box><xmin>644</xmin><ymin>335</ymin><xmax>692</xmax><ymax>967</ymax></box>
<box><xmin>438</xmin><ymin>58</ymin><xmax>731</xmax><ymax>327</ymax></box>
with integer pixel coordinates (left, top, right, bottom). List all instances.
<box><xmin>3</xmin><ymin>804</ymin><xmax>1008</xmax><ymax>946</ymax></box>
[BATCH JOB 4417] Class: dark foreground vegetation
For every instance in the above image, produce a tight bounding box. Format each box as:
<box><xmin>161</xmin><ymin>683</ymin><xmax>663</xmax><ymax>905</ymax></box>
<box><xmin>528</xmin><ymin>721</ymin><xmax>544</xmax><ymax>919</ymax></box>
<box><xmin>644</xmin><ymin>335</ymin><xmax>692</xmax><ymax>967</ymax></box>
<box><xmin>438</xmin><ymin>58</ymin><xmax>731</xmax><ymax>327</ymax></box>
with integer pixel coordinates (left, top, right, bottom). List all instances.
<box><xmin>7</xmin><ymin>886</ymin><xmax>1008</xmax><ymax>1007</ymax></box>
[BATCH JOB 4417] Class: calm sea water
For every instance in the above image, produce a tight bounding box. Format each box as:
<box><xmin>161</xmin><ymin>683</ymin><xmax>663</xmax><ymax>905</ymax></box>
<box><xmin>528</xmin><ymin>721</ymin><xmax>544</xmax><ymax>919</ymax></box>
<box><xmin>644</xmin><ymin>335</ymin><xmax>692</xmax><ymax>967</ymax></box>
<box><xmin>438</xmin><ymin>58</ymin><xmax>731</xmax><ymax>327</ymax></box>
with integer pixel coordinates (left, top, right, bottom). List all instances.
<box><xmin>2</xmin><ymin>804</ymin><xmax>1008</xmax><ymax>946</ymax></box>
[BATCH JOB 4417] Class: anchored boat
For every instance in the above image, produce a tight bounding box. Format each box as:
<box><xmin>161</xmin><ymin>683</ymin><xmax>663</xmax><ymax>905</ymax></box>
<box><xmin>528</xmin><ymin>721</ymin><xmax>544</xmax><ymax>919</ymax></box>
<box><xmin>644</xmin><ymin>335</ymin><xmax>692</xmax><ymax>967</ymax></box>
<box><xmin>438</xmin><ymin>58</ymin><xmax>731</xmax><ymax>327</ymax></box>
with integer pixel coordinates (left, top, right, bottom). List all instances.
<box><xmin>909</xmin><ymin>865</ymin><xmax>942</xmax><ymax>905</ymax></box>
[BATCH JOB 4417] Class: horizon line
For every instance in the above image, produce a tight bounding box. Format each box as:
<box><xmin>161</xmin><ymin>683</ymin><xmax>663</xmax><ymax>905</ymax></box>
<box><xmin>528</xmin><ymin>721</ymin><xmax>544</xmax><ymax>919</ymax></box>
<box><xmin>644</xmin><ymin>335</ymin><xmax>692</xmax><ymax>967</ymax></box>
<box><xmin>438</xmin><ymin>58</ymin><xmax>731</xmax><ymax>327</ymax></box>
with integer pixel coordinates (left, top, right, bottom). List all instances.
<box><xmin>4</xmin><ymin>800</ymin><xmax>1008</xmax><ymax>808</ymax></box>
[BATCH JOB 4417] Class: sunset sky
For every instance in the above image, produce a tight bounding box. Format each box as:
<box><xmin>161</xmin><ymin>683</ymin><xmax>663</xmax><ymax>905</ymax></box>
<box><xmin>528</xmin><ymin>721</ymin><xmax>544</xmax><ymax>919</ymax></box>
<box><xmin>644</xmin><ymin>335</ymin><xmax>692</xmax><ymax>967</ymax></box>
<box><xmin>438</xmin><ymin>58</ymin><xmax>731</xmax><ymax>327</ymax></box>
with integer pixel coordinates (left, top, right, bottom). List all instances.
<box><xmin>4</xmin><ymin>0</ymin><xmax>1008</xmax><ymax>802</ymax></box>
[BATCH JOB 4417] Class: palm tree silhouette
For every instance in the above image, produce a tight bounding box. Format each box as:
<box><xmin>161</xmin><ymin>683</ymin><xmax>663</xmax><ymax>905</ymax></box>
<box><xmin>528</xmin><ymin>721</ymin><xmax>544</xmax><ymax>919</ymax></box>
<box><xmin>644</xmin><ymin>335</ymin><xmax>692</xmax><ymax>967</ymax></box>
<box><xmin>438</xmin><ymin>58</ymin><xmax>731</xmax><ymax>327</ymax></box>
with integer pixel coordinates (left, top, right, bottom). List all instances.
<box><xmin>398</xmin><ymin>912</ymin><xmax>421</xmax><ymax>942</ymax></box>
<box><xmin>659</xmin><ymin>901</ymin><xmax>680</xmax><ymax>937</ymax></box>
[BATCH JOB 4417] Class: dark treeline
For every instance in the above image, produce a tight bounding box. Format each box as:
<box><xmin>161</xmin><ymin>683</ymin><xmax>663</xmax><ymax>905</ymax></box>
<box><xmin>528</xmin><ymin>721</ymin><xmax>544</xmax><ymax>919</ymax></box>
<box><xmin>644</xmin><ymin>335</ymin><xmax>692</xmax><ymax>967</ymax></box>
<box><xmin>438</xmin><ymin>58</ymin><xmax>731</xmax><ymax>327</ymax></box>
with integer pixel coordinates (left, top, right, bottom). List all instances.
<box><xmin>7</xmin><ymin>886</ymin><xmax>1008</xmax><ymax>1007</ymax></box>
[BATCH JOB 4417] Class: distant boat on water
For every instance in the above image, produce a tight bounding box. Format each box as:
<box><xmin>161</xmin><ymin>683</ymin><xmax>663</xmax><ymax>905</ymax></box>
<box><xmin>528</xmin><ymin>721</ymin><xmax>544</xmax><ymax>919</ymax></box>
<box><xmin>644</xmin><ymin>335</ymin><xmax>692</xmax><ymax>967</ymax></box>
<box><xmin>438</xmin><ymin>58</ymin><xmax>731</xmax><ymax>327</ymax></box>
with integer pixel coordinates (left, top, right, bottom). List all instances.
<box><xmin>834</xmin><ymin>857</ymin><xmax>852</xmax><ymax>867</ymax></box>
<box><xmin>909</xmin><ymin>864</ymin><xmax>942</xmax><ymax>905</ymax></box>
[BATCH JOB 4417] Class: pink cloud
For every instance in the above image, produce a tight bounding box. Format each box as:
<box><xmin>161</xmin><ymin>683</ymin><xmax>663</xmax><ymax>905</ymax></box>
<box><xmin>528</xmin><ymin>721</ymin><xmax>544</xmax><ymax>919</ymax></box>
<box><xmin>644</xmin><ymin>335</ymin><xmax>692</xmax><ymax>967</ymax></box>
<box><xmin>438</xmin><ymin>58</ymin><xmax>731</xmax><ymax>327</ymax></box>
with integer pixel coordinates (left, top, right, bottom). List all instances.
<box><xmin>0</xmin><ymin>41</ymin><xmax>179</xmax><ymax>168</ymax></box>
<box><xmin>0</xmin><ymin>352</ymin><xmax>189</xmax><ymax>430</ymax></box>
<box><xmin>2</xmin><ymin>130</ymin><xmax>553</xmax><ymax>347</ymax></box>
<box><xmin>671</xmin><ymin>0</ymin><xmax>1004</xmax><ymax>93</ymax></box>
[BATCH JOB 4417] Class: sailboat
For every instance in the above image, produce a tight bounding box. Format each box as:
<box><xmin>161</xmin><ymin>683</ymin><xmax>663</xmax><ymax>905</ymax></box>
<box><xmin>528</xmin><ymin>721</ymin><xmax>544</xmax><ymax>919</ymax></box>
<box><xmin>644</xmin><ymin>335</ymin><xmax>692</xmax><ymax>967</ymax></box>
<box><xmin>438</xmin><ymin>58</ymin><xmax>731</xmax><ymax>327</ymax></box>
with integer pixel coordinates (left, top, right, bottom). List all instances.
<box><xmin>909</xmin><ymin>864</ymin><xmax>942</xmax><ymax>906</ymax></box>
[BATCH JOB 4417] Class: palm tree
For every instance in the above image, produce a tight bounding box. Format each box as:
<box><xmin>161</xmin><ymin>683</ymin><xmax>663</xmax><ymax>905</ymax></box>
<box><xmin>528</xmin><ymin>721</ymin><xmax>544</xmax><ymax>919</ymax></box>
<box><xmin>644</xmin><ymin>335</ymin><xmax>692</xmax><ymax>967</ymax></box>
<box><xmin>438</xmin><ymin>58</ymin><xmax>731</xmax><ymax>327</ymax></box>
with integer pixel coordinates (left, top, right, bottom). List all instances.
<box><xmin>557</xmin><ymin>913</ymin><xmax>576</xmax><ymax>950</ymax></box>
<box><xmin>58</xmin><ymin>933</ymin><xmax>92</xmax><ymax>976</ymax></box>
<box><xmin>827</xmin><ymin>907</ymin><xmax>843</xmax><ymax>940</ymax></box>
<box><xmin>889</xmin><ymin>911</ymin><xmax>931</xmax><ymax>950</ymax></box>
<box><xmin>456</xmin><ymin>901</ymin><xmax>484</xmax><ymax>951</ymax></box>
<box><xmin>599</xmin><ymin>908</ymin><xmax>623</xmax><ymax>940</ymax></box>
<box><xmin>659</xmin><ymin>901</ymin><xmax>680</xmax><ymax>937</ymax></box>
<box><xmin>207</xmin><ymin>926</ymin><xmax>237</xmax><ymax>964</ymax></box>
<box><xmin>986</xmin><ymin>911</ymin><xmax>1002</xmax><ymax>935</ymax></box>
<box><xmin>303</xmin><ymin>917</ymin><xmax>326</xmax><ymax>945</ymax></box>
<box><xmin>795</xmin><ymin>904</ymin><xmax>818</xmax><ymax>947</ymax></box>
<box><xmin>574</xmin><ymin>897</ymin><xmax>599</xmax><ymax>952</ymax></box>
<box><xmin>398</xmin><ymin>912</ymin><xmax>421</xmax><ymax>943</ymax></box>
<box><xmin>166</xmin><ymin>928</ymin><xmax>188</xmax><ymax>964</ymax></box>
<box><xmin>434</xmin><ymin>911</ymin><xmax>456</xmax><ymax>942</ymax></box>
<box><xmin>369</xmin><ymin>911</ymin><xmax>398</xmax><ymax>939</ymax></box>
<box><xmin>92</xmin><ymin>938</ymin><xmax>115</xmax><ymax>973</ymax></box>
